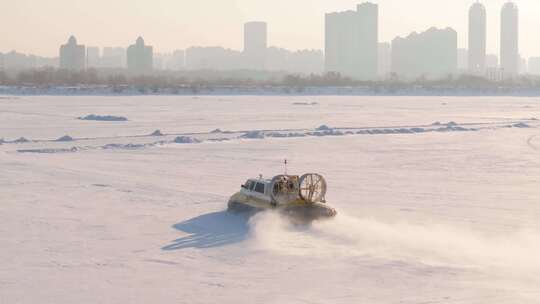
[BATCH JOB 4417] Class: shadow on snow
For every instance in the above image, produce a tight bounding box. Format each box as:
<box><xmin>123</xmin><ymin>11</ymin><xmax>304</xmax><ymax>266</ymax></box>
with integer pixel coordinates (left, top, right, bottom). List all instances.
<box><xmin>162</xmin><ymin>211</ymin><xmax>251</xmax><ymax>250</ymax></box>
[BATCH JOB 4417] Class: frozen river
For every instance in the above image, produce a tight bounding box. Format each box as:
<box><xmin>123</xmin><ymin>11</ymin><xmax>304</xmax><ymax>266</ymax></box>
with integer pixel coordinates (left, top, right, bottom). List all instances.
<box><xmin>2</xmin><ymin>95</ymin><xmax>540</xmax><ymax>303</ymax></box>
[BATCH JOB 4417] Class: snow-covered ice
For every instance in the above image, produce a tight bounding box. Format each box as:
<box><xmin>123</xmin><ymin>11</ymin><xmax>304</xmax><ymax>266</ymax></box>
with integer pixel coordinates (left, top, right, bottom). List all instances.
<box><xmin>1</xmin><ymin>95</ymin><xmax>540</xmax><ymax>303</ymax></box>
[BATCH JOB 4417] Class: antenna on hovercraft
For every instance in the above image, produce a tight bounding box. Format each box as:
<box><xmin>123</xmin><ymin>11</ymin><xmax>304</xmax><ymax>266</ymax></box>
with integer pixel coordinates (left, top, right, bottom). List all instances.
<box><xmin>284</xmin><ymin>159</ymin><xmax>288</xmax><ymax>175</ymax></box>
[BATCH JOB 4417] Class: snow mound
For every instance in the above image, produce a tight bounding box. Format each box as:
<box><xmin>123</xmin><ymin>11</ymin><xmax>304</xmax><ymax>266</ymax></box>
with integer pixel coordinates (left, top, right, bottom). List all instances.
<box><xmin>174</xmin><ymin>136</ymin><xmax>200</xmax><ymax>144</ymax></box>
<box><xmin>56</xmin><ymin>135</ymin><xmax>74</xmax><ymax>142</ymax></box>
<box><xmin>243</xmin><ymin>124</ymin><xmax>479</xmax><ymax>140</ymax></box>
<box><xmin>79</xmin><ymin>114</ymin><xmax>128</xmax><ymax>122</ymax></box>
<box><xmin>241</xmin><ymin>131</ymin><xmax>265</xmax><ymax>139</ymax></box>
<box><xmin>354</xmin><ymin>126</ymin><xmax>473</xmax><ymax>135</ymax></box>
<box><xmin>432</xmin><ymin>121</ymin><xmax>460</xmax><ymax>128</ymax></box>
<box><xmin>309</xmin><ymin>129</ymin><xmax>344</xmax><ymax>136</ymax></box>
<box><xmin>436</xmin><ymin>126</ymin><xmax>469</xmax><ymax>132</ymax></box>
<box><xmin>13</xmin><ymin>137</ymin><xmax>30</xmax><ymax>143</ymax></box>
<box><xmin>316</xmin><ymin>124</ymin><xmax>332</xmax><ymax>131</ymax></box>
<box><xmin>207</xmin><ymin>138</ymin><xmax>231</xmax><ymax>142</ymax></box>
<box><xmin>512</xmin><ymin>122</ymin><xmax>530</xmax><ymax>128</ymax></box>
<box><xmin>150</xmin><ymin>130</ymin><xmax>164</xmax><ymax>136</ymax></box>
<box><xmin>211</xmin><ymin>128</ymin><xmax>234</xmax><ymax>134</ymax></box>
<box><xmin>266</xmin><ymin>132</ymin><xmax>306</xmax><ymax>138</ymax></box>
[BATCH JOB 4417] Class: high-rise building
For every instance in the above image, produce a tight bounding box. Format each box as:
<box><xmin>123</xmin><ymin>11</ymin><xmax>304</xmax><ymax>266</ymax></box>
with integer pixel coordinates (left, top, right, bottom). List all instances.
<box><xmin>378</xmin><ymin>42</ymin><xmax>391</xmax><ymax>78</ymax></box>
<box><xmin>86</xmin><ymin>47</ymin><xmax>100</xmax><ymax>68</ymax></box>
<box><xmin>325</xmin><ymin>10</ymin><xmax>355</xmax><ymax>77</ymax></box>
<box><xmin>153</xmin><ymin>53</ymin><xmax>182</xmax><ymax>71</ymax></box>
<box><xmin>391</xmin><ymin>27</ymin><xmax>457</xmax><ymax>80</ymax></box>
<box><xmin>265</xmin><ymin>47</ymin><xmax>324</xmax><ymax>75</ymax></box>
<box><xmin>4</xmin><ymin>51</ymin><xmax>32</xmax><ymax>69</ymax></box>
<box><xmin>500</xmin><ymin>2</ymin><xmax>519</xmax><ymax>77</ymax></box>
<box><xmin>1</xmin><ymin>51</ymin><xmax>57</xmax><ymax>70</ymax></box>
<box><xmin>289</xmin><ymin>50</ymin><xmax>324</xmax><ymax>75</ymax></box>
<box><xmin>101</xmin><ymin>47</ymin><xmax>126</xmax><ymax>68</ymax></box>
<box><xmin>486</xmin><ymin>54</ymin><xmax>499</xmax><ymax>68</ymax></box>
<box><xmin>153</xmin><ymin>53</ymin><xmax>166</xmax><ymax>70</ymax></box>
<box><xmin>468</xmin><ymin>2</ymin><xmax>486</xmax><ymax>74</ymax></box>
<box><xmin>458</xmin><ymin>48</ymin><xmax>468</xmax><ymax>72</ymax></box>
<box><xmin>59</xmin><ymin>36</ymin><xmax>86</xmax><ymax>70</ymax></box>
<box><xmin>519</xmin><ymin>56</ymin><xmax>527</xmax><ymax>75</ymax></box>
<box><xmin>356</xmin><ymin>3</ymin><xmax>378</xmax><ymax>80</ymax></box>
<box><xmin>266</xmin><ymin>47</ymin><xmax>290</xmax><ymax>71</ymax></box>
<box><xmin>127</xmin><ymin>37</ymin><xmax>153</xmax><ymax>74</ymax></box>
<box><xmin>169</xmin><ymin>50</ymin><xmax>185</xmax><ymax>70</ymax></box>
<box><xmin>528</xmin><ymin>57</ymin><xmax>540</xmax><ymax>75</ymax></box>
<box><xmin>325</xmin><ymin>2</ymin><xmax>378</xmax><ymax>80</ymax></box>
<box><xmin>32</xmin><ymin>55</ymin><xmax>58</xmax><ymax>69</ymax></box>
<box><xmin>186</xmin><ymin>47</ymin><xmax>243</xmax><ymax>70</ymax></box>
<box><xmin>243</xmin><ymin>22</ymin><xmax>267</xmax><ymax>70</ymax></box>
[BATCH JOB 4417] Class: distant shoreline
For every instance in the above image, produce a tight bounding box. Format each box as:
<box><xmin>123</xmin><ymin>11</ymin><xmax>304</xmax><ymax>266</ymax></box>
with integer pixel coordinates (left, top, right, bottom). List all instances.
<box><xmin>2</xmin><ymin>85</ymin><xmax>540</xmax><ymax>97</ymax></box>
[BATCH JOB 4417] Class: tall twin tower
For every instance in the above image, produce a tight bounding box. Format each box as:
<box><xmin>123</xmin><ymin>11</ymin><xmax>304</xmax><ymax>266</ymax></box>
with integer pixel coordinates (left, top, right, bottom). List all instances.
<box><xmin>469</xmin><ymin>1</ymin><xmax>519</xmax><ymax>76</ymax></box>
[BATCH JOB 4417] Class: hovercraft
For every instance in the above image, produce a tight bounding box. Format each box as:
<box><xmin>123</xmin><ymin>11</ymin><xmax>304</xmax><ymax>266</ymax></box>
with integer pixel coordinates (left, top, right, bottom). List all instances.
<box><xmin>228</xmin><ymin>173</ymin><xmax>337</xmax><ymax>221</ymax></box>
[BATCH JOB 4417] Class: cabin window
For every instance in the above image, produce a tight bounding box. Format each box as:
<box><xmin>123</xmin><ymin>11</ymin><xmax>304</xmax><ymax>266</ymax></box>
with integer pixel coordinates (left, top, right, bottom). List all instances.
<box><xmin>244</xmin><ymin>181</ymin><xmax>254</xmax><ymax>190</ymax></box>
<box><xmin>254</xmin><ymin>183</ymin><xmax>265</xmax><ymax>194</ymax></box>
<box><xmin>249</xmin><ymin>181</ymin><xmax>256</xmax><ymax>191</ymax></box>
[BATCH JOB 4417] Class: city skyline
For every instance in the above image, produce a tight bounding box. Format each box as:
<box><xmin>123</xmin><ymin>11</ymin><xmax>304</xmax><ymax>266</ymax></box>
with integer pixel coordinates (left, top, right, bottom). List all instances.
<box><xmin>1</xmin><ymin>0</ymin><xmax>539</xmax><ymax>58</ymax></box>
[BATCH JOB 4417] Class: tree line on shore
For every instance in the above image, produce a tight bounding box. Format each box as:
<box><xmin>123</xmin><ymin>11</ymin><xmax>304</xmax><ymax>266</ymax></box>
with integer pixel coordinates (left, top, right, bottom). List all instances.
<box><xmin>1</xmin><ymin>67</ymin><xmax>540</xmax><ymax>90</ymax></box>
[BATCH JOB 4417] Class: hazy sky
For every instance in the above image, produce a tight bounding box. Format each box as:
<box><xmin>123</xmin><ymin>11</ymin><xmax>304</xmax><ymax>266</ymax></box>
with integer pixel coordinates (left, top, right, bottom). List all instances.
<box><xmin>1</xmin><ymin>0</ymin><xmax>539</xmax><ymax>58</ymax></box>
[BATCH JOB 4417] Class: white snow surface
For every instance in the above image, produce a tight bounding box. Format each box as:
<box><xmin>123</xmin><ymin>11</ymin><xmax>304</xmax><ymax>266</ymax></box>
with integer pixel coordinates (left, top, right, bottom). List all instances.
<box><xmin>2</xmin><ymin>95</ymin><xmax>540</xmax><ymax>303</ymax></box>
